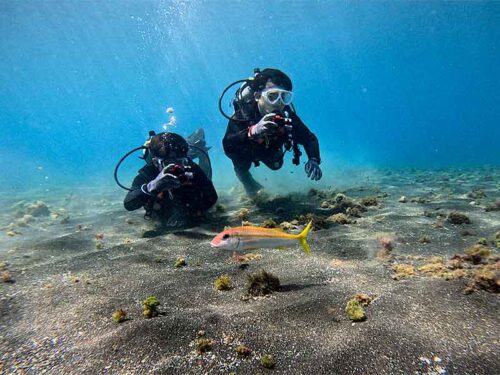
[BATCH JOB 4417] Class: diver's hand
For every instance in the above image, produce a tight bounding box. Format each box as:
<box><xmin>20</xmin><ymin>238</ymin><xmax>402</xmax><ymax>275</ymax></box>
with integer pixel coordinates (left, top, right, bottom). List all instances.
<box><xmin>305</xmin><ymin>158</ymin><xmax>322</xmax><ymax>181</ymax></box>
<box><xmin>248</xmin><ymin>113</ymin><xmax>278</xmax><ymax>138</ymax></box>
<box><xmin>144</xmin><ymin>166</ymin><xmax>181</xmax><ymax>194</ymax></box>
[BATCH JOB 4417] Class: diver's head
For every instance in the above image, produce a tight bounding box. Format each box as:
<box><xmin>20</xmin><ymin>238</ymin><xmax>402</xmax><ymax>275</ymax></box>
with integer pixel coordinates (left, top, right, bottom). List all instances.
<box><xmin>254</xmin><ymin>68</ymin><xmax>293</xmax><ymax>115</ymax></box>
<box><xmin>149</xmin><ymin>132</ymin><xmax>189</xmax><ymax>170</ymax></box>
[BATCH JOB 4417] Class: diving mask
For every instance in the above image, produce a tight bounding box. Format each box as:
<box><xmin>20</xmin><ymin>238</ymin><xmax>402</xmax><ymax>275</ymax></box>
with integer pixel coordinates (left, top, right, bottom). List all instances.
<box><xmin>261</xmin><ymin>88</ymin><xmax>293</xmax><ymax>106</ymax></box>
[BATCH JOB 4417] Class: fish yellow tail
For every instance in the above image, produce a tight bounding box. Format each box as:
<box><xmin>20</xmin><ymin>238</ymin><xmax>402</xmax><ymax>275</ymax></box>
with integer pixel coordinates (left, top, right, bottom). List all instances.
<box><xmin>296</xmin><ymin>221</ymin><xmax>313</xmax><ymax>256</ymax></box>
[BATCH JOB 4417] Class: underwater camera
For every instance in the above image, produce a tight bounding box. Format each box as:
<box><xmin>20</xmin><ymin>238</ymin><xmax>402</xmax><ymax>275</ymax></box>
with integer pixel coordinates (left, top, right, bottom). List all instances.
<box><xmin>166</xmin><ymin>164</ymin><xmax>193</xmax><ymax>186</ymax></box>
<box><xmin>272</xmin><ymin>114</ymin><xmax>293</xmax><ymax>134</ymax></box>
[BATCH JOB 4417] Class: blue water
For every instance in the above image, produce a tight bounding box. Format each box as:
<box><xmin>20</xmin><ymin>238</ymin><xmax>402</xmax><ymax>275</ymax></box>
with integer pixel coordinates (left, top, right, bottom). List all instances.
<box><xmin>1</xmin><ymin>1</ymin><xmax>499</xmax><ymax>193</ymax></box>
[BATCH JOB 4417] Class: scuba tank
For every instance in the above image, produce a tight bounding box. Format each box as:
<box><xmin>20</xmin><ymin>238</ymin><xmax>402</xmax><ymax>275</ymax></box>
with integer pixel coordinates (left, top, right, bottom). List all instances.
<box><xmin>218</xmin><ymin>68</ymin><xmax>262</xmax><ymax>122</ymax></box>
<box><xmin>233</xmin><ymin>82</ymin><xmax>255</xmax><ymax>120</ymax></box>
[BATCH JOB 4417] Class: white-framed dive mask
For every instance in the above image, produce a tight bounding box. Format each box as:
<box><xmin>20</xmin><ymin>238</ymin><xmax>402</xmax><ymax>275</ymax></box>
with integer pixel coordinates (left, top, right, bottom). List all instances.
<box><xmin>261</xmin><ymin>88</ymin><xmax>294</xmax><ymax>106</ymax></box>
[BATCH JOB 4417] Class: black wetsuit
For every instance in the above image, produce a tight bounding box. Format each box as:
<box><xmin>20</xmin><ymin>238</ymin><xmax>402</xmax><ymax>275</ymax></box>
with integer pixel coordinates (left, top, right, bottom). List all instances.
<box><xmin>222</xmin><ymin>106</ymin><xmax>320</xmax><ymax>193</ymax></box>
<box><xmin>124</xmin><ymin>160</ymin><xmax>218</xmax><ymax>222</ymax></box>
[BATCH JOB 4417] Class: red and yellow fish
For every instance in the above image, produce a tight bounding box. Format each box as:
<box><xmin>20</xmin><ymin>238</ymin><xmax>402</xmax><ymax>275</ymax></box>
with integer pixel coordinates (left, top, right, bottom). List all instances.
<box><xmin>210</xmin><ymin>221</ymin><xmax>313</xmax><ymax>255</ymax></box>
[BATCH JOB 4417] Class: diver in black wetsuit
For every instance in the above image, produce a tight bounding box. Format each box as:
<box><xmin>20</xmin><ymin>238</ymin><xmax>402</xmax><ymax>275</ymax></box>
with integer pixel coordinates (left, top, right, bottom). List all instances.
<box><xmin>123</xmin><ymin>132</ymin><xmax>217</xmax><ymax>227</ymax></box>
<box><xmin>221</xmin><ymin>68</ymin><xmax>322</xmax><ymax>196</ymax></box>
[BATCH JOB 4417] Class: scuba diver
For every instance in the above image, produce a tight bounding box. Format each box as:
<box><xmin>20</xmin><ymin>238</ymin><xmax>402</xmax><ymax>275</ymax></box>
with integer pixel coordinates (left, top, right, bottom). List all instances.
<box><xmin>116</xmin><ymin>131</ymin><xmax>217</xmax><ymax>229</ymax></box>
<box><xmin>220</xmin><ymin>68</ymin><xmax>322</xmax><ymax>196</ymax></box>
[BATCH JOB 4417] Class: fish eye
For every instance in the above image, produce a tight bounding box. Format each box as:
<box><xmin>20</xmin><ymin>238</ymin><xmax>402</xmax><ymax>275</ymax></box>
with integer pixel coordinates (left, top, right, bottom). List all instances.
<box><xmin>222</xmin><ymin>233</ymin><xmax>230</xmax><ymax>240</ymax></box>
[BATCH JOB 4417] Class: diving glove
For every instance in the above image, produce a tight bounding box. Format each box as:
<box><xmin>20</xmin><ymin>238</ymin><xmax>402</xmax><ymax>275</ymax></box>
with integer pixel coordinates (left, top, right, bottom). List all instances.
<box><xmin>305</xmin><ymin>158</ymin><xmax>322</xmax><ymax>181</ymax></box>
<box><xmin>143</xmin><ymin>164</ymin><xmax>181</xmax><ymax>195</ymax></box>
<box><xmin>248</xmin><ymin>113</ymin><xmax>278</xmax><ymax>138</ymax></box>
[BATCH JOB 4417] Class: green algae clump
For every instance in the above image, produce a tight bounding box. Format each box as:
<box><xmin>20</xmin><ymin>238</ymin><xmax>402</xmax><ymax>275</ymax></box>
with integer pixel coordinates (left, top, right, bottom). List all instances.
<box><xmin>386</xmin><ymin>245</ymin><xmax>497</xmax><ymax>292</ymax></box>
<box><xmin>346</xmin><ymin>207</ymin><xmax>363</xmax><ymax>218</ymax></box>
<box><xmin>196</xmin><ymin>338</ymin><xmax>212</xmax><ymax>354</ymax></box>
<box><xmin>2</xmin><ymin>270</ymin><xmax>13</xmax><ymax>283</ymax></box>
<box><xmin>143</xmin><ymin>296</ymin><xmax>160</xmax><ymax>318</ymax></box>
<box><xmin>346</xmin><ymin>299</ymin><xmax>366</xmax><ymax>321</ymax></box>
<box><xmin>418</xmin><ymin>235</ymin><xmax>431</xmax><ymax>244</ymax></box>
<box><xmin>236</xmin><ymin>344</ymin><xmax>252</xmax><ymax>357</ymax></box>
<box><xmin>427</xmin><ymin>256</ymin><xmax>443</xmax><ymax>264</ymax></box>
<box><xmin>442</xmin><ymin>269</ymin><xmax>468</xmax><ymax>280</ymax></box>
<box><xmin>465</xmin><ymin>244</ymin><xmax>492</xmax><ymax>258</ymax></box>
<box><xmin>279</xmin><ymin>221</ymin><xmax>295</xmax><ymax>230</ymax></box>
<box><xmin>474</xmin><ymin>265</ymin><xmax>499</xmax><ymax>291</ymax></box>
<box><xmin>465</xmin><ymin>264</ymin><xmax>500</xmax><ymax>294</ymax></box>
<box><xmin>418</xmin><ymin>262</ymin><xmax>447</xmax><ymax>276</ymax></box>
<box><xmin>214</xmin><ymin>275</ymin><xmax>232</xmax><ymax>291</ymax></box>
<box><xmin>261</xmin><ymin>354</ymin><xmax>275</xmax><ymax>369</ymax></box>
<box><xmin>464</xmin><ymin>244</ymin><xmax>494</xmax><ymax>265</ymax></box>
<box><xmin>112</xmin><ymin>309</ymin><xmax>127</xmax><ymax>323</ymax></box>
<box><xmin>174</xmin><ymin>256</ymin><xmax>187</xmax><ymax>268</ymax></box>
<box><xmin>327</xmin><ymin>213</ymin><xmax>355</xmax><ymax>225</ymax></box>
<box><xmin>360</xmin><ymin>196</ymin><xmax>379</xmax><ymax>207</ymax></box>
<box><xmin>320</xmin><ymin>193</ymin><xmax>366</xmax><ymax>214</ymax></box>
<box><xmin>345</xmin><ymin>294</ymin><xmax>373</xmax><ymax>322</ymax></box>
<box><xmin>447</xmin><ymin>211</ymin><xmax>471</xmax><ymax>225</ymax></box>
<box><xmin>295</xmin><ymin>213</ymin><xmax>328</xmax><ymax>230</ymax></box>
<box><xmin>392</xmin><ymin>264</ymin><xmax>416</xmax><ymax>280</ymax></box>
<box><xmin>247</xmin><ymin>270</ymin><xmax>280</xmax><ymax>296</ymax></box>
<box><xmin>477</xmin><ymin>238</ymin><xmax>488</xmax><ymax>246</ymax></box>
<box><xmin>232</xmin><ymin>252</ymin><xmax>262</xmax><ymax>263</ymax></box>
<box><xmin>261</xmin><ymin>218</ymin><xmax>277</xmax><ymax>228</ymax></box>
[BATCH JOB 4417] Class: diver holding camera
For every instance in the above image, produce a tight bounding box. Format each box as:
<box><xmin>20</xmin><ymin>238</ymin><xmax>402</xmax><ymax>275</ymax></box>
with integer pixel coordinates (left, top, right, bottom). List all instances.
<box><xmin>221</xmin><ymin>68</ymin><xmax>322</xmax><ymax>196</ymax></box>
<box><xmin>121</xmin><ymin>132</ymin><xmax>217</xmax><ymax>226</ymax></box>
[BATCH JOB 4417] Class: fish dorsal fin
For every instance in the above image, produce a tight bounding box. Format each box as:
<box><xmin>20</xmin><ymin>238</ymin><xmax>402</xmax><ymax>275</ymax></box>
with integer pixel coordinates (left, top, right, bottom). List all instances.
<box><xmin>223</xmin><ymin>226</ymin><xmax>232</xmax><ymax>230</ymax></box>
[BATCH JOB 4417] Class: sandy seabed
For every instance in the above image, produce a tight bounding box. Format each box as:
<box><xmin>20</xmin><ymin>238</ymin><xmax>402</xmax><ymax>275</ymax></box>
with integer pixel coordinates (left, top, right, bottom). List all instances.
<box><xmin>1</xmin><ymin>168</ymin><xmax>499</xmax><ymax>374</ymax></box>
